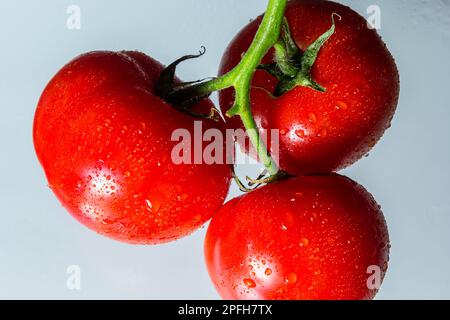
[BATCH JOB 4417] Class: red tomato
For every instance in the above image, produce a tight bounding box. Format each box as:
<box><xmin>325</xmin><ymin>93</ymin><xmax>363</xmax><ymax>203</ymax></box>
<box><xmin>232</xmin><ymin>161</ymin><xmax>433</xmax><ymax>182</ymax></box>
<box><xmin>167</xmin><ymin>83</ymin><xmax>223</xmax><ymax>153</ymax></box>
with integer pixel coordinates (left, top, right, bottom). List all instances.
<box><xmin>33</xmin><ymin>51</ymin><xmax>231</xmax><ymax>244</ymax></box>
<box><xmin>205</xmin><ymin>175</ymin><xmax>390</xmax><ymax>300</ymax></box>
<box><xmin>219</xmin><ymin>0</ymin><xmax>400</xmax><ymax>175</ymax></box>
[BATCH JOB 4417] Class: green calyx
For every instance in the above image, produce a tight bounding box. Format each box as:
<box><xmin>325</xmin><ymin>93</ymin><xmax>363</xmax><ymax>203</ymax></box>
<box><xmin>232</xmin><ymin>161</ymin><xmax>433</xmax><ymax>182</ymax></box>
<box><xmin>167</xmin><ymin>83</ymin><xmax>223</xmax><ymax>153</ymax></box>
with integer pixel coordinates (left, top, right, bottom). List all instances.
<box><xmin>267</xmin><ymin>13</ymin><xmax>341</xmax><ymax>97</ymax></box>
<box><xmin>154</xmin><ymin>46</ymin><xmax>220</xmax><ymax>121</ymax></box>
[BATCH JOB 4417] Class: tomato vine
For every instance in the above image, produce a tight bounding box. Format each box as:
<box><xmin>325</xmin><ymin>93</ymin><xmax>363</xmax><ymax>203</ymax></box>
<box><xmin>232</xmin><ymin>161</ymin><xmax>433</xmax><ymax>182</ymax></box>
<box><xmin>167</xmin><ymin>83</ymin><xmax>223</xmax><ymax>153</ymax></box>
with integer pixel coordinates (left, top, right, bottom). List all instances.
<box><xmin>157</xmin><ymin>0</ymin><xmax>337</xmax><ymax>189</ymax></box>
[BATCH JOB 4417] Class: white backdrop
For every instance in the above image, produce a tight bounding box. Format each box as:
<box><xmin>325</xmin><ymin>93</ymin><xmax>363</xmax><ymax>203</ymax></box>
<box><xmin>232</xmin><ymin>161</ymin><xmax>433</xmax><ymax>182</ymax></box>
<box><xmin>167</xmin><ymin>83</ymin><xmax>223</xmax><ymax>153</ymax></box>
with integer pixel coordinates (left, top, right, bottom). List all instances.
<box><xmin>0</xmin><ymin>0</ymin><xmax>449</xmax><ymax>299</ymax></box>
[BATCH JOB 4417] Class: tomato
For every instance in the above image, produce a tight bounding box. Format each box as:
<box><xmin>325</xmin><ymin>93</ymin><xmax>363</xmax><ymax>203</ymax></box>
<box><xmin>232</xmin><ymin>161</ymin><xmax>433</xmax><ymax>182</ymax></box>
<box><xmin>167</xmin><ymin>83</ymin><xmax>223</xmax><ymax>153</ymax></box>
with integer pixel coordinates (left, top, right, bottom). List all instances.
<box><xmin>33</xmin><ymin>51</ymin><xmax>231</xmax><ymax>244</ymax></box>
<box><xmin>205</xmin><ymin>174</ymin><xmax>390</xmax><ymax>300</ymax></box>
<box><xmin>219</xmin><ymin>0</ymin><xmax>400</xmax><ymax>175</ymax></box>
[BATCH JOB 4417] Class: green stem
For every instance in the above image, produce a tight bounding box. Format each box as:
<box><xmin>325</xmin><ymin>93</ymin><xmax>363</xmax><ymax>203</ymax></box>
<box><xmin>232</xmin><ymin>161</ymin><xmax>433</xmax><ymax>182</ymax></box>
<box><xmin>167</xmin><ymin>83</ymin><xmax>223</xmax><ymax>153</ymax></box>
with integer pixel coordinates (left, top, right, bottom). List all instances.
<box><xmin>273</xmin><ymin>39</ymin><xmax>298</xmax><ymax>77</ymax></box>
<box><xmin>161</xmin><ymin>2</ymin><xmax>337</xmax><ymax>184</ymax></box>
<box><xmin>194</xmin><ymin>0</ymin><xmax>288</xmax><ymax>176</ymax></box>
<box><xmin>161</xmin><ymin>0</ymin><xmax>288</xmax><ymax>178</ymax></box>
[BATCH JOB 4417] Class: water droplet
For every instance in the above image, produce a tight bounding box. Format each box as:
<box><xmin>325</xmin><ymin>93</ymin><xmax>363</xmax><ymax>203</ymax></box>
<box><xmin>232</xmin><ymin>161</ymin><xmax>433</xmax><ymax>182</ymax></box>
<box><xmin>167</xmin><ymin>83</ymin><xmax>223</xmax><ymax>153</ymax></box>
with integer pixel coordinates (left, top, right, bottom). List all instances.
<box><xmin>318</xmin><ymin>128</ymin><xmax>328</xmax><ymax>138</ymax></box>
<box><xmin>280</xmin><ymin>128</ymin><xmax>288</xmax><ymax>135</ymax></box>
<box><xmin>335</xmin><ymin>100</ymin><xmax>348</xmax><ymax>110</ymax></box>
<box><xmin>295</xmin><ymin>129</ymin><xmax>305</xmax><ymax>138</ymax></box>
<box><xmin>327</xmin><ymin>237</ymin><xmax>336</xmax><ymax>246</ymax></box>
<box><xmin>265</xmin><ymin>268</ymin><xmax>272</xmax><ymax>276</ymax></box>
<box><xmin>124</xmin><ymin>171</ymin><xmax>131</xmax><ymax>178</ymax></box>
<box><xmin>284</xmin><ymin>272</ymin><xmax>298</xmax><ymax>285</ymax></box>
<box><xmin>308</xmin><ymin>113</ymin><xmax>317</xmax><ymax>124</ymax></box>
<box><xmin>243</xmin><ymin>278</ymin><xmax>256</xmax><ymax>288</ymax></box>
<box><xmin>178</xmin><ymin>193</ymin><xmax>188</xmax><ymax>201</ymax></box>
<box><xmin>145</xmin><ymin>199</ymin><xmax>153</xmax><ymax>211</ymax></box>
<box><xmin>300</xmin><ymin>238</ymin><xmax>309</xmax><ymax>247</ymax></box>
<box><xmin>106</xmin><ymin>175</ymin><xmax>111</xmax><ymax>181</ymax></box>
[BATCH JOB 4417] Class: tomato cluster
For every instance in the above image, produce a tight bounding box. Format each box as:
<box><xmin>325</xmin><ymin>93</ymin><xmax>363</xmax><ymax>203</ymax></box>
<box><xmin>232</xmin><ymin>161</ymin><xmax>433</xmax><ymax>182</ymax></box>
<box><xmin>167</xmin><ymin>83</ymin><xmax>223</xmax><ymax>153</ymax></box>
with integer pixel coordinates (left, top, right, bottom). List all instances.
<box><xmin>33</xmin><ymin>0</ymin><xmax>398</xmax><ymax>300</ymax></box>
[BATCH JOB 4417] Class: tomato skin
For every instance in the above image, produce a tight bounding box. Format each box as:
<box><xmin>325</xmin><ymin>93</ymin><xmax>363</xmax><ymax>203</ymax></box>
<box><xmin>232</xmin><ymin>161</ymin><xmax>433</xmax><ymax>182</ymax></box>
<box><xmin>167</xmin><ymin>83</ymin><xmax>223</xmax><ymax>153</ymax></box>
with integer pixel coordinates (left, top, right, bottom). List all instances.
<box><xmin>219</xmin><ymin>0</ymin><xmax>400</xmax><ymax>175</ymax></box>
<box><xmin>205</xmin><ymin>175</ymin><xmax>389</xmax><ymax>300</ymax></box>
<box><xmin>33</xmin><ymin>51</ymin><xmax>231</xmax><ymax>244</ymax></box>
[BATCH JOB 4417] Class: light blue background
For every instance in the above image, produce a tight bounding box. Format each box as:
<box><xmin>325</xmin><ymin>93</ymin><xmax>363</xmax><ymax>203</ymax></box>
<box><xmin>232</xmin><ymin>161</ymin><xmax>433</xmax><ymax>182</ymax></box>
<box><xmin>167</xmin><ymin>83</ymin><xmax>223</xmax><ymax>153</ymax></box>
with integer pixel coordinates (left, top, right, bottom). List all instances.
<box><xmin>0</xmin><ymin>0</ymin><xmax>449</xmax><ymax>299</ymax></box>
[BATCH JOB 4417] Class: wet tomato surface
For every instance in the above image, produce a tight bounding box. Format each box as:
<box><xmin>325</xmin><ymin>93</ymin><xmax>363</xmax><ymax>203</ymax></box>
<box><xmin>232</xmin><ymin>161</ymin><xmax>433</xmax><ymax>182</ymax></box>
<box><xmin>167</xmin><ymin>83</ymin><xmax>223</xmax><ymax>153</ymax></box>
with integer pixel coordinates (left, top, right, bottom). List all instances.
<box><xmin>34</xmin><ymin>51</ymin><xmax>231</xmax><ymax>244</ymax></box>
<box><xmin>219</xmin><ymin>0</ymin><xmax>400</xmax><ymax>175</ymax></box>
<box><xmin>205</xmin><ymin>174</ymin><xmax>390</xmax><ymax>300</ymax></box>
